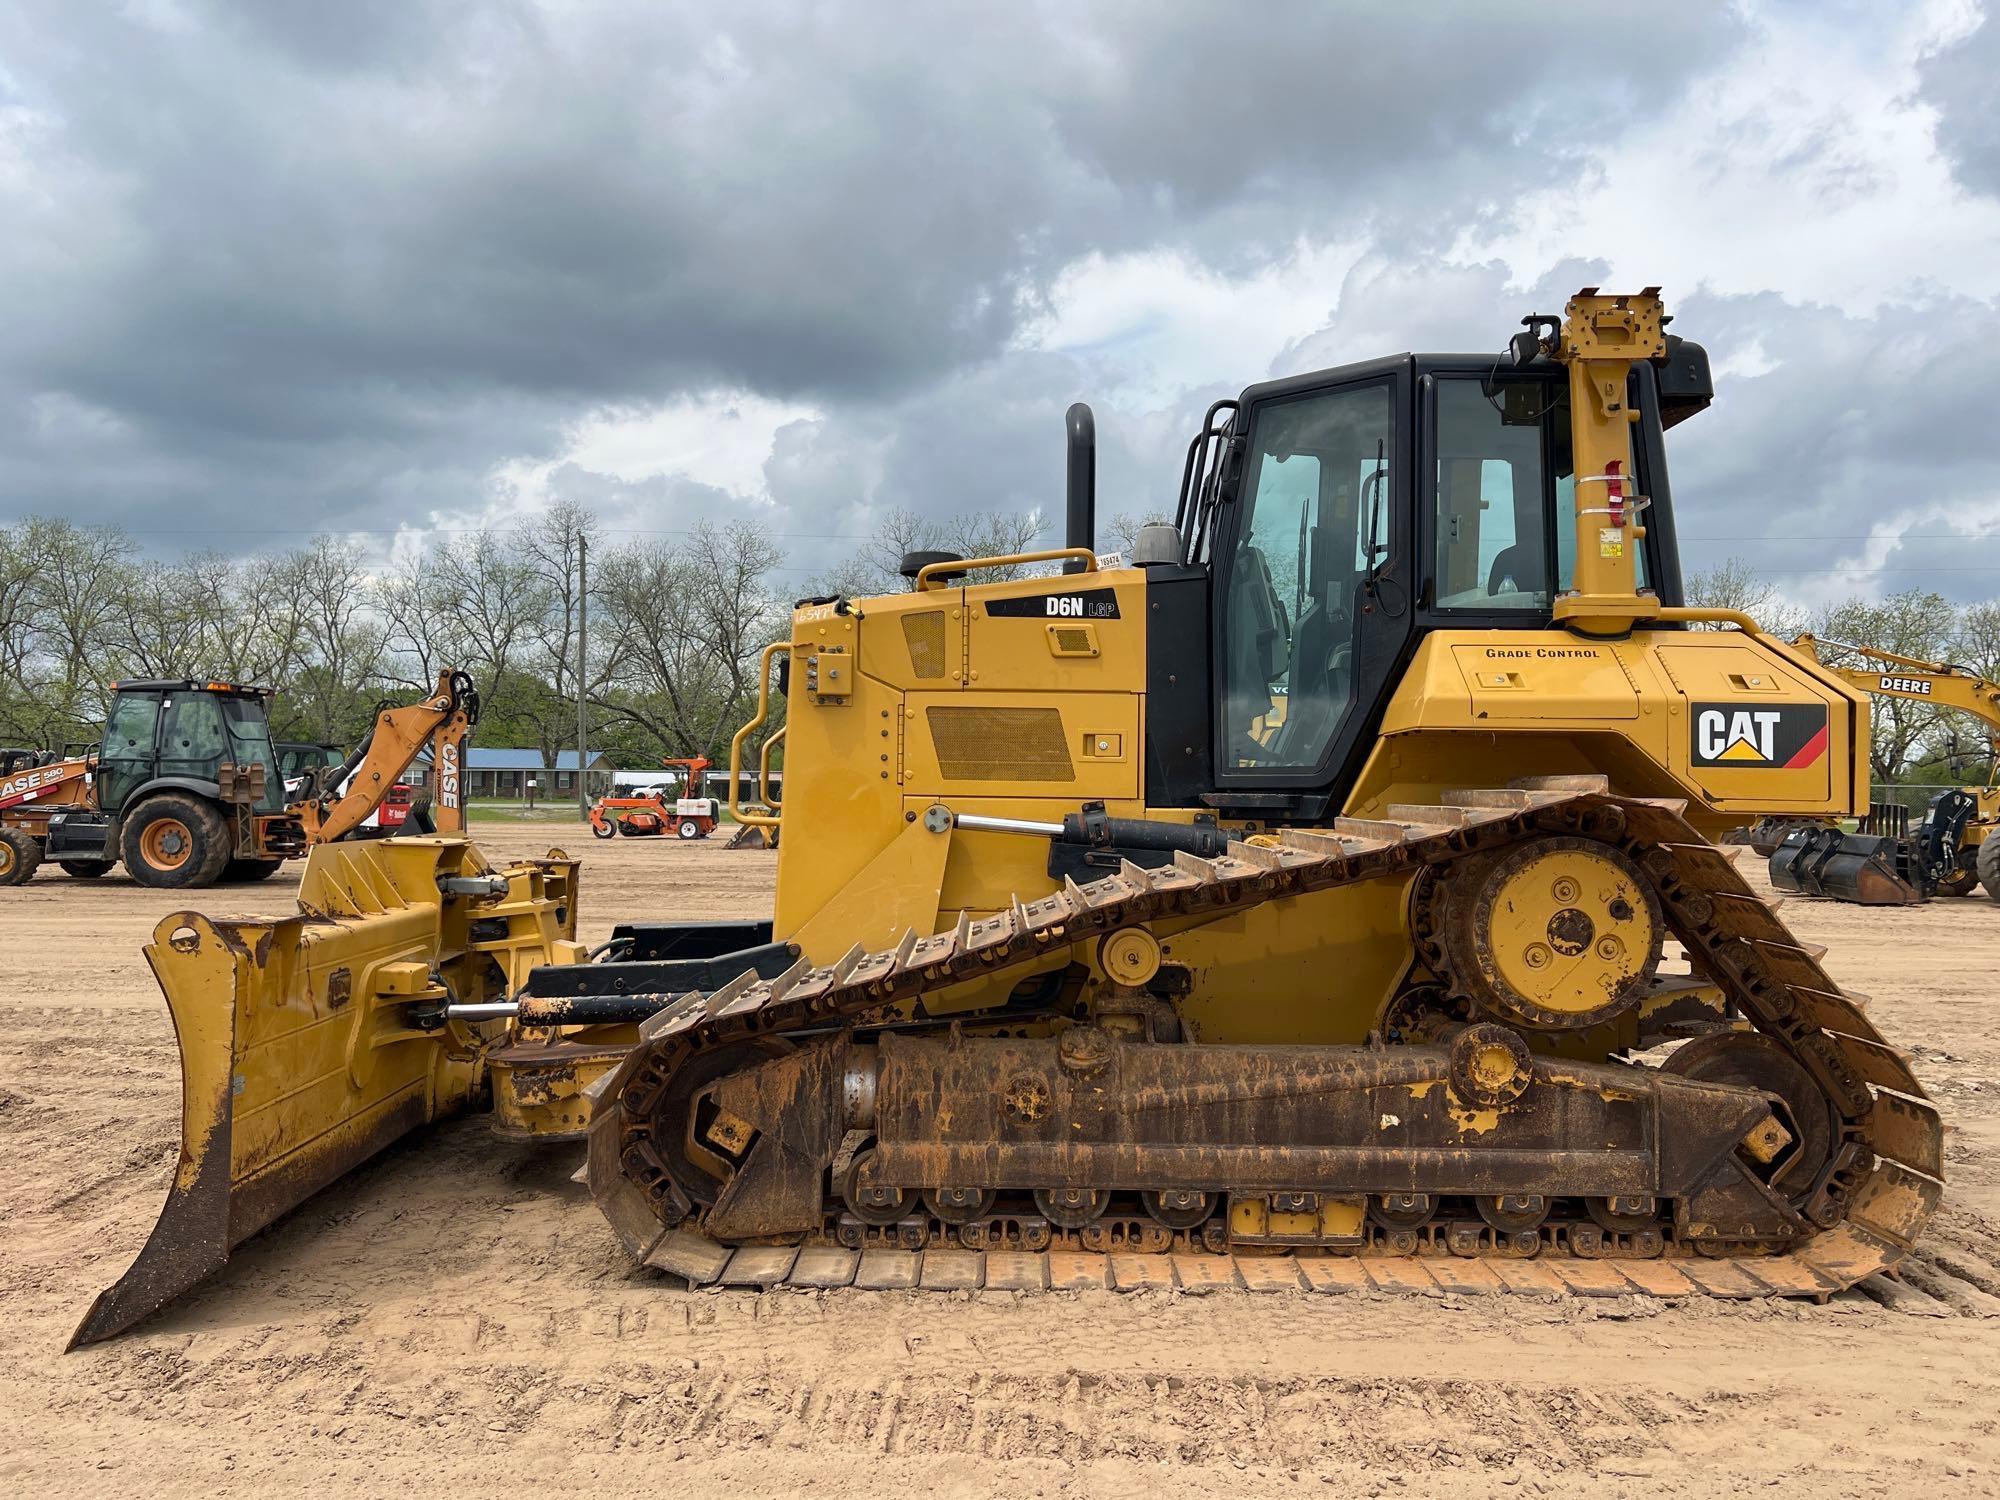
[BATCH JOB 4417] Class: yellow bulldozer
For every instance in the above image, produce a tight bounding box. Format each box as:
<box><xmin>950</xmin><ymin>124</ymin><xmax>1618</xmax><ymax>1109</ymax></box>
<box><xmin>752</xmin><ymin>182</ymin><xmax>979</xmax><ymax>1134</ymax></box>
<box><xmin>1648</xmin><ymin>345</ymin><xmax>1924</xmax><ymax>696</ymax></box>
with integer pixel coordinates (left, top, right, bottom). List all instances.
<box><xmin>72</xmin><ymin>288</ymin><xmax>1941</xmax><ymax>1346</ymax></box>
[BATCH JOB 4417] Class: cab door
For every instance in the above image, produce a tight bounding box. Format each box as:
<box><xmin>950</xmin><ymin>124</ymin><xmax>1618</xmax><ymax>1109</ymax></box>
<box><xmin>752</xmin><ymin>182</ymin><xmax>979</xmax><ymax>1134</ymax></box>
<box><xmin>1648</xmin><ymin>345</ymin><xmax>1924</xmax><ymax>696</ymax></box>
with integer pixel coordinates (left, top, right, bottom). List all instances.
<box><xmin>1210</xmin><ymin>360</ymin><xmax>1414</xmax><ymax>799</ymax></box>
<box><xmin>95</xmin><ymin>691</ymin><xmax>164</xmax><ymax>813</ymax></box>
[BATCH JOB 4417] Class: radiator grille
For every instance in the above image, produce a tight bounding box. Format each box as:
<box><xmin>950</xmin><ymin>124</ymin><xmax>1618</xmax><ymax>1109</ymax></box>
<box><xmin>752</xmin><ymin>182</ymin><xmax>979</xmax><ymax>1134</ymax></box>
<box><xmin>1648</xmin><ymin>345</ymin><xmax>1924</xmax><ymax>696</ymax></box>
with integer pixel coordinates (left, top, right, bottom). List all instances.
<box><xmin>926</xmin><ymin>706</ymin><xmax>1074</xmax><ymax>782</ymax></box>
<box><xmin>903</xmin><ymin>611</ymin><xmax>948</xmax><ymax>679</ymax></box>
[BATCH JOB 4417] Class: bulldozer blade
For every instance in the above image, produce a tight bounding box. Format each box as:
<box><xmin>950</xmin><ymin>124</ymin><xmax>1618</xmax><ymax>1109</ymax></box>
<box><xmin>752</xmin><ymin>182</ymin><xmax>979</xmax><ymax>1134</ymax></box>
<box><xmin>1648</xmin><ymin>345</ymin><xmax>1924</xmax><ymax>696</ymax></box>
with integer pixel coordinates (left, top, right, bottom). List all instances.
<box><xmin>70</xmin><ymin>838</ymin><xmax>584</xmax><ymax>1347</ymax></box>
<box><xmin>1768</xmin><ymin>826</ymin><xmax>1924</xmax><ymax>906</ymax></box>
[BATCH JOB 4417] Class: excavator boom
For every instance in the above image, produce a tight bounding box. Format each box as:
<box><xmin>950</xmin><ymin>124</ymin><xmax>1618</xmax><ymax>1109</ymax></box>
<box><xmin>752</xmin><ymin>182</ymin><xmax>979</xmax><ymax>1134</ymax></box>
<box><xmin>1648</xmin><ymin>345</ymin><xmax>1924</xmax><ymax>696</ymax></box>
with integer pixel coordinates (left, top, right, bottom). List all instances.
<box><xmin>295</xmin><ymin>669</ymin><xmax>476</xmax><ymax>843</ymax></box>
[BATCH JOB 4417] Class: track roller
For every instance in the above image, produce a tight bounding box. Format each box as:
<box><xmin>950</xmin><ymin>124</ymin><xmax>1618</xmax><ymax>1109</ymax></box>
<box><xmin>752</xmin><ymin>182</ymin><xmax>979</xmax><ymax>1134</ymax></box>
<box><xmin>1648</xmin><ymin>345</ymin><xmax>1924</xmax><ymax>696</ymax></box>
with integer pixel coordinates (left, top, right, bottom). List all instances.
<box><xmin>841</xmin><ymin>1151</ymin><xmax>913</xmax><ymax>1225</ymax></box>
<box><xmin>1035</xmin><ymin>1187</ymin><xmax>1109</xmax><ymax>1230</ymax></box>
<box><xmin>1141</xmin><ymin>1189</ymin><xmax>1215</xmax><ymax>1230</ymax></box>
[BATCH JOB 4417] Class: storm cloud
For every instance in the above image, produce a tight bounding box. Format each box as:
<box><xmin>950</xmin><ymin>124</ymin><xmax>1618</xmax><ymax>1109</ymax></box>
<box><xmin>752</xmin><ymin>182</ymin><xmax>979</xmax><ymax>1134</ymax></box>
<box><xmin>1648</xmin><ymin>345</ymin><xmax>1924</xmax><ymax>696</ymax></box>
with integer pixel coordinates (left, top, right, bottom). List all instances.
<box><xmin>1</xmin><ymin>0</ymin><xmax>1996</xmax><ymax>604</ymax></box>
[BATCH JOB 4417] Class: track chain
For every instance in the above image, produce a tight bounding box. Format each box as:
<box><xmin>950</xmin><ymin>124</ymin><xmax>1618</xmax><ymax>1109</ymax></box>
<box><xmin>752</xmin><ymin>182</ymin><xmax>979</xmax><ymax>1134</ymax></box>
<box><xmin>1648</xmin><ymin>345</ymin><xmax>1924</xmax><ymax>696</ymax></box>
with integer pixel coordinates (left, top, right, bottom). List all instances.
<box><xmin>586</xmin><ymin>777</ymin><xmax>1944</xmax><ymax>1299</ymax></box>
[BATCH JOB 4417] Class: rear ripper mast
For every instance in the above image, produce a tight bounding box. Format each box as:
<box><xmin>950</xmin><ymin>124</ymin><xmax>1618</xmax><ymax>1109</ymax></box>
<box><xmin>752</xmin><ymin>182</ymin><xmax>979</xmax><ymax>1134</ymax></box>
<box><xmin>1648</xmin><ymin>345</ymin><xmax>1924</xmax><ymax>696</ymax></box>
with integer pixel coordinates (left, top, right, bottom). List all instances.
<box><xmin>584</xmin><ymin>781</ymin><xmax>1941</xmax><ymax>1295</ymax></box>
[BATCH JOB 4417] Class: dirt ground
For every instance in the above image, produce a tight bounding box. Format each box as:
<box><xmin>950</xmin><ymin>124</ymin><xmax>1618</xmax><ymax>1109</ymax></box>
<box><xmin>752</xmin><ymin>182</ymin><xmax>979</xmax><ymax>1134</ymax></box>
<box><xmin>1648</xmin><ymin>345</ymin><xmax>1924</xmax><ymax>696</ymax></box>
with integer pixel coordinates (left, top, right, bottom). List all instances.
<box><xmin>3</xmin><ymin>829</ymin><xmax>1998</xmax><ymax>1498</ymax></box>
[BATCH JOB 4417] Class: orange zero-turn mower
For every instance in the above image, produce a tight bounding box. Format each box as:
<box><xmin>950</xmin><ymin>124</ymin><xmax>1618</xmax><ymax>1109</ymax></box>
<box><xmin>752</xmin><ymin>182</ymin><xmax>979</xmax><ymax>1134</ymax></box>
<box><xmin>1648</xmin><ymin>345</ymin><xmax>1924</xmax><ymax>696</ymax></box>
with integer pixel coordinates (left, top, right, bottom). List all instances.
<box><xmin>587</xmin><ymin>756</ymin><xmax>721</xmax><ymax>840</ymax></box>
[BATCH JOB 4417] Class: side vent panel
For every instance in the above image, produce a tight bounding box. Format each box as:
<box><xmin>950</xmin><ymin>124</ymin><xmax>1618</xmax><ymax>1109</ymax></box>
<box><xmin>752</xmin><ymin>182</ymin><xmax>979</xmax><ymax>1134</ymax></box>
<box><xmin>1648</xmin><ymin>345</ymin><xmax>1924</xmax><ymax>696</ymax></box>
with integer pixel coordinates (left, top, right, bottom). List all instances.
<box><xmin>926</xmin><ymin>707</ymin><xmax>1075</xmax><ymax>783</ymax></box>
<box><xmin>903</xmin><ymin>611</ymin><xmax>948</xmax><ymax>680</ymax></box>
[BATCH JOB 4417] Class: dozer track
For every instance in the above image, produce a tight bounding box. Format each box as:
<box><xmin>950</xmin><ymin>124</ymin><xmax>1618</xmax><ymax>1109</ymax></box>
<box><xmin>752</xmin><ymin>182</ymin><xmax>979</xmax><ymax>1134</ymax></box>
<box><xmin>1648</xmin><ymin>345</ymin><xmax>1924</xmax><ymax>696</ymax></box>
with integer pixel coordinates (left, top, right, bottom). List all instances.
<box><xmin>587</xmin><ymin>779</ymin><xmax>1943</xmax><ymax>1301</ymax></box>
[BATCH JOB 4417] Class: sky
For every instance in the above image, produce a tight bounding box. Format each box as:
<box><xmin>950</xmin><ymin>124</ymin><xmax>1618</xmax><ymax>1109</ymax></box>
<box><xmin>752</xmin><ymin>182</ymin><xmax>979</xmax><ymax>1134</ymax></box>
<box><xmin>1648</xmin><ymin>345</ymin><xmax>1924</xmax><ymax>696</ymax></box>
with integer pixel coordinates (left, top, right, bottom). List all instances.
<box><xmin>3</xmin><ymin>0</ymin><xmax>1999</xmax><ymax>602</ymax></box>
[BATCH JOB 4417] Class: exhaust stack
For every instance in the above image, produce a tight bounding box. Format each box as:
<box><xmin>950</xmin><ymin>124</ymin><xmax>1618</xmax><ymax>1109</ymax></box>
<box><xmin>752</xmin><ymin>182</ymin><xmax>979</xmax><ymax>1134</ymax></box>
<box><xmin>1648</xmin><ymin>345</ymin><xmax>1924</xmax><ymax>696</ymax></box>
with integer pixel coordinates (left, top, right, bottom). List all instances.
<box><xmin>1065</xmin><ymin>402</ymin><xmax>1095</xmax><ymax>573</ymax></box>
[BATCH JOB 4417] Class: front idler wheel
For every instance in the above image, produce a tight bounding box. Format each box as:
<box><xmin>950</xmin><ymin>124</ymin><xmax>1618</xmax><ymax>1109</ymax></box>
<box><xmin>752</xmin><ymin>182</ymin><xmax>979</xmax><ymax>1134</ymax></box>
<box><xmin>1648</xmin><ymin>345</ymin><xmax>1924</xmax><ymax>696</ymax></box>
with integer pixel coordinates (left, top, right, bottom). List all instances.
<box><xmin>1034</xmin><ymin>1186</ymin><xmax>1110</xmax><ymax>1230</ymax></box>
<box><xmin>1660</xmin><ymin>1031</ymin><xmax>1836</xmax><ymax>1195</ymax></box>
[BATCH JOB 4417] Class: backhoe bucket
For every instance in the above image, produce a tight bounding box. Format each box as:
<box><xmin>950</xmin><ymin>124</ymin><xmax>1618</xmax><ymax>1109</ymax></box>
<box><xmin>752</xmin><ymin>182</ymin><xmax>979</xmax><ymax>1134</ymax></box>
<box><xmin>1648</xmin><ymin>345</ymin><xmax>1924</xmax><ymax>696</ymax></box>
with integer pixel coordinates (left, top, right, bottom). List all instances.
<box><xmin>69</xmin><ymin>838</ymin><xmax>584</xmax><ymax>1347</ymax></box>
<box><xmin>1768</xmin><ymin>825</ymin><xmax>1924</xmax><ymax>906</ymax></box>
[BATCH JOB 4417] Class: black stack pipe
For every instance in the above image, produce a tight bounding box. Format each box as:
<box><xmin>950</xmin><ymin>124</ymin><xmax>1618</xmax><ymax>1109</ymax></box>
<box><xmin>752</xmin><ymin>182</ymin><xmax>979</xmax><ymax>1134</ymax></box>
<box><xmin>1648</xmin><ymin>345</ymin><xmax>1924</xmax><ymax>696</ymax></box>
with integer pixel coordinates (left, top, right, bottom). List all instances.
<box><xmin>1065</xmin><ymin>401</ymin><xmax>1095</xmax><ymax>573</ymax></box>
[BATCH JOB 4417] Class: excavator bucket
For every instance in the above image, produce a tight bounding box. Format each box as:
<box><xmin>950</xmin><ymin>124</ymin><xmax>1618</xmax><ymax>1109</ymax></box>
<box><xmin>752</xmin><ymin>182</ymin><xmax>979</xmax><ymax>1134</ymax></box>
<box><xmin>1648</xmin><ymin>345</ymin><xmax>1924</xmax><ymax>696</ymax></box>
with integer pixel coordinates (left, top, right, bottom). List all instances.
<box><xmin>69</xmin><ymin>837</ymin><xmax>585</xmax><ymax>1347</ymax></box>
<box><xmin>1768</xmin><ymin>825</ymin><xmax>1925</xmax><ymax>905</ymax></box>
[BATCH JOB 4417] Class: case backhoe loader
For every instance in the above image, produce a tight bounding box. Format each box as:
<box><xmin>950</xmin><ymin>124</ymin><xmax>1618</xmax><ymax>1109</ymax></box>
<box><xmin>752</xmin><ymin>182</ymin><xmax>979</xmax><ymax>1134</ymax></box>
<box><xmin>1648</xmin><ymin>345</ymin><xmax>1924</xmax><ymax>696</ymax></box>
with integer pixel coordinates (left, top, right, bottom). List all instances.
<box><xmin>0</xmin><ymin>746</ymin><xmax>96</xmax><ymax>882</ymax></box>
<box><xmin>1764</xmin><ymin>638</ymin><xmax>2000</xmax><ymax>904</ymax></box>
<box><xmin>1</xmin><ymin>669</ymin><xmax>478</xmax><ymax>888</ymax></box>
<box><xmin>73</xmin><ymin>289</ymin><xmax>1941</xmax><ymax>1347</ymax></box>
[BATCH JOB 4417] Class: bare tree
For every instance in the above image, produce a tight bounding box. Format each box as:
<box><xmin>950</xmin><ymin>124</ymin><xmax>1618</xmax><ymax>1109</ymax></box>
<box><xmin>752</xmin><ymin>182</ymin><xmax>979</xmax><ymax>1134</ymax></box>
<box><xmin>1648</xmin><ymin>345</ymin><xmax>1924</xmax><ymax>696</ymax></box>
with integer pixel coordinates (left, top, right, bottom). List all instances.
<box><xmin>519</xmin><ymin>500</ymin><xmax>602</xmax><ymax>763</ymax></box>
<box><xmin>0</xmin><ymin>525</ymin><xmax>42</xmax><ymax>743</ymax></box>
<box><xmin>265</xmin><ymin>536</ymin><xmax>391</xmax><ymax>742</ymax></box>
<box><xmin>590</xmin><ymin>521</ymin><xmax>786</xmax><ymax>758</ymax></box>
<box><xmin>1952</xmin><ymin>600</ymin><xmax>2000</xmax><ymax>684</ymax></box>
<box><xmin>432</xmin><ymin>531</ymin><xmax>551</xmax><ymax>724</ymax></box>
<box><xmin>815</xmin><ymin>507</ymin><xmax>1050</xmax><ymax>596</ymax></box>
<box><xmin>375</xmin><ymin>549</ymin><xmax>451</xmax><ymax>693</ymax></box>
<box><xmin>1683</xmin><ymin>556</ymin><xmax>1808</xmax><ymax>638</ymax></box>
<box><xmin>21</xmin><ymin>518</ymin><xmax>133</xmax><ymax>737</ymax></box>
<box><xmin>1816</xmin><ymin>588</ymin><xmax>1959</xmax><ymax>782</ymax></box>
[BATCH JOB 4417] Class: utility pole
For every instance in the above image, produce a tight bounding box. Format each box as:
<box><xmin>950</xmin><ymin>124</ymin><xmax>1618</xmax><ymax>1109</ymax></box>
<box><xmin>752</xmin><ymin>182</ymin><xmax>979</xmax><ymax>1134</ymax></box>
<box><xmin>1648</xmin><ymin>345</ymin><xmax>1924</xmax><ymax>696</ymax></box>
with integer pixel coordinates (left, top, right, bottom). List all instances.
<box><xmin>575</xmin><ymin>532</ymin><xmax>590</xmax><ymax>820</ymax></box>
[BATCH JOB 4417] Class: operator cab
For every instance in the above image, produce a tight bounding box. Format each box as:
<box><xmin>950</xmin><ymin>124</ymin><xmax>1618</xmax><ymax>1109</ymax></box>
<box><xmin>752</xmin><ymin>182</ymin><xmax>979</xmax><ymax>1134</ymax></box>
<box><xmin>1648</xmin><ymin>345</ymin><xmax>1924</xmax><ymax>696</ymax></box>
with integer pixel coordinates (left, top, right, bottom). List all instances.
<box><xmin>1144</xmin><ymin>338</ymin><xmax>1712</xmax><ymax>811</ymax></box>
<box><xmin>93</xmin><ymin>680</ymin><xmax>285</xmax><ymax>816</ymax></box>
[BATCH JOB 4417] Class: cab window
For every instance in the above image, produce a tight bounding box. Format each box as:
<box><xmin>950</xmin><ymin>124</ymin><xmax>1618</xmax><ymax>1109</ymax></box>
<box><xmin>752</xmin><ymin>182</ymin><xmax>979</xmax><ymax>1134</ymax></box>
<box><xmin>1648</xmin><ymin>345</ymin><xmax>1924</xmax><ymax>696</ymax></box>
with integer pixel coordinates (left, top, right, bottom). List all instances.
<box><xmin>1432</xmin><ymin>379</ymin><xmax>1551</xmax><ymax>610</ymax></box>
<box><xmin>1221</xmin><ymin>382</ymin><xmax>1392</xmax><ymax>770</ymax></box>
<box><xmin>160</xmin><ymin>693</ymin><xmax>228</xmax><ymax>770</ymax></box>
<box><xmin>102</xmin><ymin>694</ymin><xmax>160</xmax><ymax>760</ymax></box>
<box><xmin>1432</xmin><ymin>376</ymin><xmax>1648</xmax><ymax>607</ymax></box>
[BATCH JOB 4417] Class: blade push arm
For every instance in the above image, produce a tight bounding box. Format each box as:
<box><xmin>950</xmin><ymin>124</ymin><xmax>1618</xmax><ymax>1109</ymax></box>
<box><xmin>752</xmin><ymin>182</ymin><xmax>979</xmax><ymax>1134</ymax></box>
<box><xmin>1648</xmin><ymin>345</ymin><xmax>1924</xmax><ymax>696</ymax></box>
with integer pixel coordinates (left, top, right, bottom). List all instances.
<box><xmin>294</xmin><ymin>669</ymin><xmax>478</xmax><ymax>843</ymax></box>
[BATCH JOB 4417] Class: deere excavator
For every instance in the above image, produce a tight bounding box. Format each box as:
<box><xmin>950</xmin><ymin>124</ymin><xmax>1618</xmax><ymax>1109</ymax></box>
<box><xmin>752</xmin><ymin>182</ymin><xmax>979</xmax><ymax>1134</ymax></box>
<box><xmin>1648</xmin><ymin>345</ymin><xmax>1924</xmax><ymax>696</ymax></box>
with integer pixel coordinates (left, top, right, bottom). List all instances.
<box><xmin>72</xmin><ymin>288</ymin><xmax>1941</xmax><ymax>1347</ymax></box>
<box><xmin>1</xmin><ymin>670</ymin><xmax>477</xmax><ymax>887</ymax></box>
<box><xmin>1766</xmin><ymin>638</ymin><xmax>2000</xmax><ymax>904</ymax></box>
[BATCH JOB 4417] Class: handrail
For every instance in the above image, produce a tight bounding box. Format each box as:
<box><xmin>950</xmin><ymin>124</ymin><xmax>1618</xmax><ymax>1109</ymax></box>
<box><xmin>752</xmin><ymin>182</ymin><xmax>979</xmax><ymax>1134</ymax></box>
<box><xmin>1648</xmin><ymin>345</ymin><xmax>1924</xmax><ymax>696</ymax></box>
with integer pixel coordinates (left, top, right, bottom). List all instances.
<box><xmin>1651</xmin><ymin>605</ymin><xmax>1768</xmax><ymax>638</ymax></box>
<box><xmin>727</xmin><ymin>642</ymin><xmax>786</xmax><ymax>829</ymax></box>
<box><xmin>915</xmin><ymin>547</ymin><xmax>1099</xmax><ymax>591</ymax></box>
<box><xmin>758</xmin><ymin>724</ymin><xmax>786</xmax><ymax>810</ymax></box>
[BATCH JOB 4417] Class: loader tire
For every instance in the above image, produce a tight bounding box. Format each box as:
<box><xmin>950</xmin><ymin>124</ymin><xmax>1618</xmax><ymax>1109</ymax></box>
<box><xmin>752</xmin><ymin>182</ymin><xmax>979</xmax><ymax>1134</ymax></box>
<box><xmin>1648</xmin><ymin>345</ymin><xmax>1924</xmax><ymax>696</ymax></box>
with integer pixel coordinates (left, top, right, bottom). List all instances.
<box><xmin>121</xmin><ymin>794</ymin><xmax>231</xmax><ymax>889</ymax></box>
<box><xmin>59</xmin><ymin>860</ymin><xmax>112</xmax><ymax>879</ymax></box>
<box><xmin>221</xmin><ymin>858</ymin><xmax>285</xmax><ymax>883</ymax></box>
<box><xmin>1979</xmin><ymin>835</ymin><xmax>2000</xmax><ymax>902</ymax></box>
<box><xmin>0</xmin><ymin>828</ymin><xmax>42</xmax><ymax>885</ymax></box>
<box><xmin>1935</xmin><ymin>861</ymin><xmax>1979</xmax><ymax>897</ymax></box>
